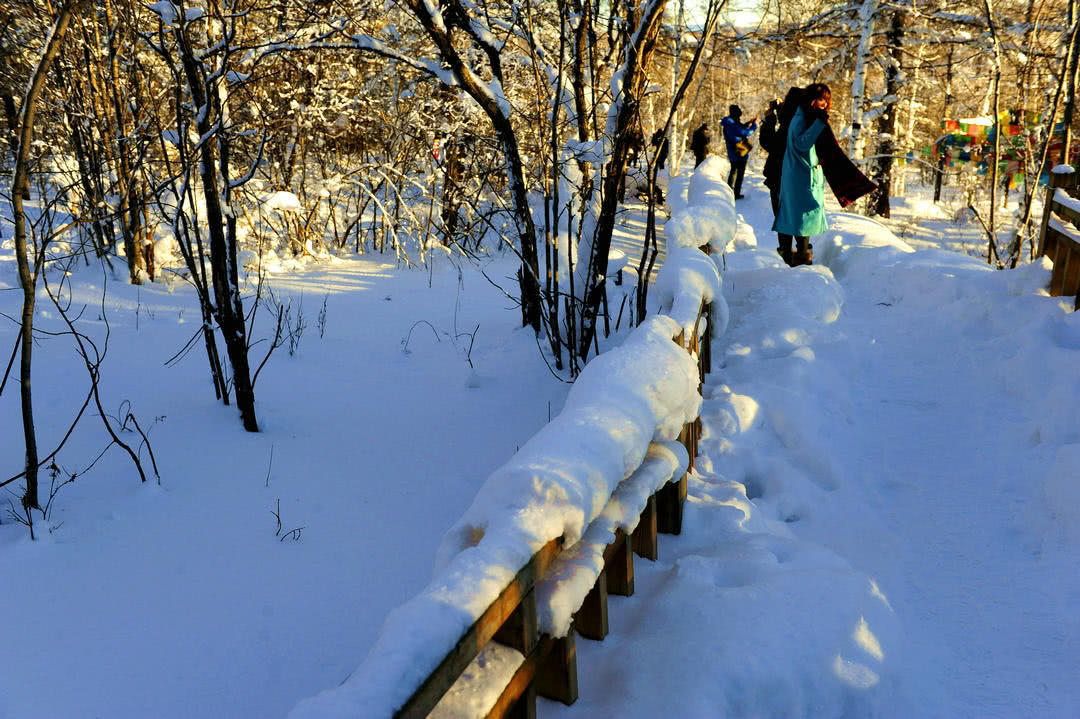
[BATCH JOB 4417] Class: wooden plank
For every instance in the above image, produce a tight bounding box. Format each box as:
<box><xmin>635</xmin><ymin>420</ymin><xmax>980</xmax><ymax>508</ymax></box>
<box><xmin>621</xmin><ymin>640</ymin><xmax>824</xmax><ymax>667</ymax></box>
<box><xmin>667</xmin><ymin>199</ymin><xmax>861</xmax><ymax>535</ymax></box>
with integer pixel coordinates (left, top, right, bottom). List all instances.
<box><xmin>659</xmin><ymin>422</ymin><xmax>692</xmax><ymax>536</ymax></box>
<box><xmin>485</xmin><ymin>631</ymin><xmax>570</xmax><ymax>719</ymax></box>
<box><xmin>681</xmin><ymin>420</ymin><xmax>697</xmax><ymax>474</ymax></box>
<box><xmin>693</xmin><ymin>303</ymin><xmax>705</xmax><ymax>389</ymax></box>
<box><xmin>604</xmin><ymin>530</ymin><xmax>634</xmax><ymax>597</ymax></box>
<box><xmin>631</xmin><ymin>494</ymin><xmax>658</xmax><ymax>561</ymax></box>
<box><xmin>1065</xmin><ymin>243</ymin><xmax>1080</xmax><ymax>299</ymax></box>
<box><xmin>658</xmin><ymin>471</ymin><xmax>688</xmax><ymax>535</ymax></box>
<box><xmin>536</xmin><ymin>631</ymin><xmax>579</xmax><ymax>705</ymax></box>
<box><xmin>1043</xmin><ymin>231</ymin><xmax>1059</xmax><ymax>261</ymax></box>
<box><xmin>493</xmin><ymin>587</ymin><xmax>538</xmax><ymax>655</ymax></box>
<box><xmin>1049</xmin><ymin>234</ymin><xmax>1063</xmax><ymax>294</ymax></box>
<box><xmin>1039</xmin><ymin>172</ymin><xmax>1071</xmax><ymax>257</ymax></box>
<box><xmin>573</xmin><ymin>570</ymin><xmax>609</xmax><ymax>640</ymax></box>
<box><xmin>691</xmin><ymin>418</ymin><xmax>701</xmax><ymax>471</ymax></box>
<box><xmin>1052</xmin><ymin>237</ymin><xmax>1071</xmax><ymax>297</ymax></box>
<box><xmin>394</xmin><ymin>537</ymin><xmax>564</xmax><ymax>719</ymax></box>
<box><xmin>495</xmin><ymin>671</ymin><xmax>539</xmax><ymax>719</ymax></box>
<box><xmin>702</xmin><ymin>303</ymin><xmax>713</xmax><ymax>375</ymax></box>
<box><xmin>1054</xmin><ymin>198</ymin><xmax>1080</xmax><ymax>231</ymax></box>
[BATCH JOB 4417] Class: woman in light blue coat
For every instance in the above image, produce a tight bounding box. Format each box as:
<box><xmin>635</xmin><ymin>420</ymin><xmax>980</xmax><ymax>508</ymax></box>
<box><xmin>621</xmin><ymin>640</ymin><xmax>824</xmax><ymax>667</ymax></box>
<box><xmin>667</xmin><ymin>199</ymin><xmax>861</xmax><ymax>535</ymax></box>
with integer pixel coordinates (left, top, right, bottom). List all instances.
<box><xmin>772</xmin><ymin>83</ymin><xmax>832</xmax><ymax>265</ymax></box>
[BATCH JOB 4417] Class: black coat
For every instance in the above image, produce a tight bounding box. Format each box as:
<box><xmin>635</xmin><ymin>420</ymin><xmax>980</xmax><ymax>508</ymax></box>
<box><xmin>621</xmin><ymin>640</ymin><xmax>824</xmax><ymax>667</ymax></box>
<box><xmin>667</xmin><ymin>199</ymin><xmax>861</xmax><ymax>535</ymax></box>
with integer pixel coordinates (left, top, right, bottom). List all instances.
<box><xmin>689</xmin><ymin>124</ymin><xmax>711</xmax><ymax>167</ymax></box>
<box><xmin>761</xmin><ymin>112</ymin><xmax>782</xmax><ymax>190</ymax></box>
<box><xmin>813</xmin><ymin>119</ymin><xmax>876</xmax><ymax>207</ymax></box>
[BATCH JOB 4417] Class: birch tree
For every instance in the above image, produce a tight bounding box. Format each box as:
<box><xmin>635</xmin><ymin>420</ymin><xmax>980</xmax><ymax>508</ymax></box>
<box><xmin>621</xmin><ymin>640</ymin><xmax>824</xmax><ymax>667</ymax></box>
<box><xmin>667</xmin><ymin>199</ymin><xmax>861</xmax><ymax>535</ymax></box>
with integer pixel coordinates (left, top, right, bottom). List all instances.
<box><xmin>983</xmin><ymin>0</ymin><xmax>1003</xmax><ymax>264</ymax></box>
<box><xmin>848</xmin><ymin>0</ymin><xmax>879</xmax><ymax>161</ymax></box>
<box><xmin>867</xmin><ymin>5</ymin><xmax>904</xmax><ymax>217</ymax></box>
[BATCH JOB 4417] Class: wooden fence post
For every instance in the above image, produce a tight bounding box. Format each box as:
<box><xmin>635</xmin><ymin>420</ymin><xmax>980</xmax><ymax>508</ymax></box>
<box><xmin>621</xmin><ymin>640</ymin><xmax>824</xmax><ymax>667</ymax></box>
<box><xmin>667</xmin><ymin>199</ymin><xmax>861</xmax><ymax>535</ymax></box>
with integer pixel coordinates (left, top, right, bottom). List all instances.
<box><xmin>493</xmin><ymin>588</ymin><xmax>539</xmax><ymax>656</ymax></box>
<box><xmin>631</xmin><ymin>494</ymin><xmax>659</xmax><ymax>560</ymax></box>
<box><xmin>605</xmin><ymin>531</ymin><xmax>634</xmax><ymax>597</ymax></box>
<box><xmin>536</xmin><ymin>631</ymin><xmax>579</xmax><ymax>705</ymax></box>
<box><xmin>1039</xmin><ymin>168</ymin><xmax>1074</xmax><ymax>258</ymax></box>
<box><xmin>574</xmin><ymin>572</ymin><xmax>609</xmax><ymax>640</ymax></box>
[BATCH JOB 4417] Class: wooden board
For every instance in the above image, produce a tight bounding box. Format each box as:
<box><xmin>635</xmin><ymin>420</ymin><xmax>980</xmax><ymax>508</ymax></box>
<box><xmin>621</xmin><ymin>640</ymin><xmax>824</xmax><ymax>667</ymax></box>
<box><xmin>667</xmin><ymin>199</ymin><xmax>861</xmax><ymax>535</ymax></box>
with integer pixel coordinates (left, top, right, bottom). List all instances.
<box><xmin>395</xmin><ymin>537</ymin><xmax>564</xmax><ymax>718</ymax></box>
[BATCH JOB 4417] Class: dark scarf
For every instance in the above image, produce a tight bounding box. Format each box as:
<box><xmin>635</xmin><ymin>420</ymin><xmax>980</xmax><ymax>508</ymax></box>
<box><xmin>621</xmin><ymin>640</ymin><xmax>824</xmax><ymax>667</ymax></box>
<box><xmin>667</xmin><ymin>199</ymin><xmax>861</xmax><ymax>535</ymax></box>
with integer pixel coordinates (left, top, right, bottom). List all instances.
<box><xmin>814</xmin><ymin>121</ymin><xmax>876</xmax><ymax>207</ymax></box>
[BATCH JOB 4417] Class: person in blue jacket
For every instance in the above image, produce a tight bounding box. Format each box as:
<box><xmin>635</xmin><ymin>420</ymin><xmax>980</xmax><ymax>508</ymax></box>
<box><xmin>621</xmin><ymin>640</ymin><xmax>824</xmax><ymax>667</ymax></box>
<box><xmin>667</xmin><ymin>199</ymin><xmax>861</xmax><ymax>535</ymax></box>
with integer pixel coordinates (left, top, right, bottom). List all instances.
<box><xmin>720</xmin><ymin>104</ymin><xmax>757</xmax><ymax>199</ymax></box>
<box><xmin>772</xmin><ymin>83</ymin><xmax>832</xmax><ymax>266</ymax></box>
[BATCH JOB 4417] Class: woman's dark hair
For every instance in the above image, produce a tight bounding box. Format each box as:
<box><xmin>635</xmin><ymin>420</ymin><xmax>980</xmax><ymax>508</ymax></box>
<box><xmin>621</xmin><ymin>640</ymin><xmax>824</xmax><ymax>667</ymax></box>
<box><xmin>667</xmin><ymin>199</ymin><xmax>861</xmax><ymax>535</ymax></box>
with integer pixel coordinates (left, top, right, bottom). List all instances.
<box><xmin>778</xmin><ymin>86</ymin><xmax>804</xmax><ymax>133</ymax></box>
<box><xmin>803</xmin><ymin>82</ymin><xmax>832</xmax><ymax>111</ymax></box>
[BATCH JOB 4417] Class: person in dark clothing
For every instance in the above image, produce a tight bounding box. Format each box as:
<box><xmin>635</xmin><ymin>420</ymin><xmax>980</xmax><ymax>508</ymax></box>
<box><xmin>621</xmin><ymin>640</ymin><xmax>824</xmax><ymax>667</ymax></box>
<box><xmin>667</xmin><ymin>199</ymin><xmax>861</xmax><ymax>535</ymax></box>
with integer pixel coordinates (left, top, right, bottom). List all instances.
<box><xmin>762</xmin><ymin>89</ymin><xmax>803</xmax><ymax>265</ymax></box>
<box><xmin>720</xmin><ymin>104</ymin><xmax>757</xmax><ymax>199</ymax></box>
<box><xmin>759</xmin><ymin>98</ymin><xmax>783</xmax><ymax>213</ymax></box>
<box><xmin>689</xmin><ymin>123</ymin><xmax>712</xmax><ymax>167</ymax></box>
<box><xmin>648</xmin><ymin>128</ymin><xmax>670</xmax><ymax>203</ymax></box>
<box><xmin>651</xmin><ymin>129</ymin><xmax>670</xmax><ymax>172</ymax></box>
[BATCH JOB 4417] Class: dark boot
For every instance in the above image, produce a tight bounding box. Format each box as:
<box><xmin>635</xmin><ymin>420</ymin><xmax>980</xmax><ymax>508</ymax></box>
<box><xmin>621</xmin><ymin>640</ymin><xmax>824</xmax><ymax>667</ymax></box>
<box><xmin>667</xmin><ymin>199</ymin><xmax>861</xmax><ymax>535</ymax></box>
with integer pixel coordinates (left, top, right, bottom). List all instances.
<box><xmin>794</xmin><ymin>236</ymin><xmax>814</xmax><ymax>266</ymax></box>
<box><xmin>777</xmin><ymin>234</ymin><xmax>793</xmax><ymax>266</ymax></box>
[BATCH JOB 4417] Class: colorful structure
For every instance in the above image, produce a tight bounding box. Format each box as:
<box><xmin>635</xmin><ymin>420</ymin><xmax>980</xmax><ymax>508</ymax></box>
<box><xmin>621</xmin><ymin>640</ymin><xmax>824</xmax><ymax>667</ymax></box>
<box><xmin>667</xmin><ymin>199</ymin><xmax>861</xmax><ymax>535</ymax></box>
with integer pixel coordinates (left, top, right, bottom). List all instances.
<box><xmin>923</xmin><ymin>111</ymin><xmax>1076</xmax><ymax>187</ymax></box>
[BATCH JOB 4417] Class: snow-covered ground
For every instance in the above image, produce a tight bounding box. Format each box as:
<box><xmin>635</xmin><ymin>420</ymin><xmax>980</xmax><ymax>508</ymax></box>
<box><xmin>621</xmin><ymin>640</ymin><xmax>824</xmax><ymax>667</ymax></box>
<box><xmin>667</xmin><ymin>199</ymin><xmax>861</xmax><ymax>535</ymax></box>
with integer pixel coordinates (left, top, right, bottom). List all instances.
<box><xmin>2</xmin><ymin>160</ymin><xmax>1078</xmax><ymax>718</ymax></box>
<box><xmin>545</xmin><ymin>169</ymin><xmax>1080</xmax><ymax>718</ymax></box>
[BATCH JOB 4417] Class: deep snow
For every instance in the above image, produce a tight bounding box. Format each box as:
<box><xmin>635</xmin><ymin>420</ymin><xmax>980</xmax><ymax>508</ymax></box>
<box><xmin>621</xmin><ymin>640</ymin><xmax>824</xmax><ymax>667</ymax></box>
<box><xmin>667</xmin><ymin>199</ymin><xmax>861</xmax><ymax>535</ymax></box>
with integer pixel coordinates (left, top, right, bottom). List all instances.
<box><xmin>2</xmin><ymin>158</ymin><xmax>1079</xmax><ymax>719</ymax></box>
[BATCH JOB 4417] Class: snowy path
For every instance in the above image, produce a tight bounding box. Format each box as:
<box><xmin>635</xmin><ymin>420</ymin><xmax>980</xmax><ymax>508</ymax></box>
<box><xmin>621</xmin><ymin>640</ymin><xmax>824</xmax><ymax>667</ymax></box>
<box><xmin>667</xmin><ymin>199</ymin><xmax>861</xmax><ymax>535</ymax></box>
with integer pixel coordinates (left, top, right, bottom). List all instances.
<box><xmin>544</xmin><ymin>171</ymin><xmax>1080</xmax><ymax>718</ymax></box>
<box><xmin>807</xmin><ymin>274</ymin><xmax>1076</xmax><ymax>717</ymax></box>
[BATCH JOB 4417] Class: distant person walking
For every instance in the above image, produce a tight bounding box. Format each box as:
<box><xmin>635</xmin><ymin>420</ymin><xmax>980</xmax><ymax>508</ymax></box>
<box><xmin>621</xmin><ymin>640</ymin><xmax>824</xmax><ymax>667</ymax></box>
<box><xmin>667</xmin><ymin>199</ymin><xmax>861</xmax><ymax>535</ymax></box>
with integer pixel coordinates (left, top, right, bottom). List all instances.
<box><xmin>650</xmin><ymin>129</ymin><xmax>670</xmax><ymax>173</ymax></box>
<box><xmin>721</xmin><ymin>104</ymin><xmax>757</xmax><ymax>199</ymax></box>
<box><xmin>772</xmin><ymin>83</ymin><xmax>875</xmax><ymax>266</ymax></box>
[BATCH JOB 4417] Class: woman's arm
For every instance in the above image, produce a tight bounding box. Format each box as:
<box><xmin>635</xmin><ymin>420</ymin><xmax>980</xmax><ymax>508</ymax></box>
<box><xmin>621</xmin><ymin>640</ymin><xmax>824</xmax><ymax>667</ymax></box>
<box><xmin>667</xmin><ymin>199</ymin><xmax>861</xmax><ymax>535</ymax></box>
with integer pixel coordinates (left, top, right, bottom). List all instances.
<box><xmin>790</xmin><ymin>110</ymin><xmax>826</xmax><ymax>153</ymax></box>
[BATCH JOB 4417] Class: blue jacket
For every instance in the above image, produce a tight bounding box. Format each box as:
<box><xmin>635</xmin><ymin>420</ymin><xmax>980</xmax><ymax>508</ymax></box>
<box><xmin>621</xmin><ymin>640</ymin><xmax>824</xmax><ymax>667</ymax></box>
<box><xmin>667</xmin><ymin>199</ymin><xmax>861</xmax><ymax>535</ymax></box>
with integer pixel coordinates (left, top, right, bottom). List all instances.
<box><xmin>721</xmin><ymin>116</ymin><xmax>757</xmax><ymax>163</ymax></box>
<box><xmin>771</xmin><ymin>107</ymin><xmax>828</xmax><ymax>237</ymax></box>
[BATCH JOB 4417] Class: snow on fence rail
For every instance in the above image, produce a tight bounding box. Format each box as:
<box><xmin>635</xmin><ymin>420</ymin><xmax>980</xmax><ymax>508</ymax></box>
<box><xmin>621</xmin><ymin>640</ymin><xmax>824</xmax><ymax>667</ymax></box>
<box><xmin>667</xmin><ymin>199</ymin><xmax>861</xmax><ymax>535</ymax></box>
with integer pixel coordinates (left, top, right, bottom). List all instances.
<box><xmin>289</xmin><ymin>158</ymin><xmax>736</xmax><ymax>719</ymax></box>
<box><xmin>1038</xmin><ymin>165</ymin><xmax>1080</xmax><ymax>310</ymax></box>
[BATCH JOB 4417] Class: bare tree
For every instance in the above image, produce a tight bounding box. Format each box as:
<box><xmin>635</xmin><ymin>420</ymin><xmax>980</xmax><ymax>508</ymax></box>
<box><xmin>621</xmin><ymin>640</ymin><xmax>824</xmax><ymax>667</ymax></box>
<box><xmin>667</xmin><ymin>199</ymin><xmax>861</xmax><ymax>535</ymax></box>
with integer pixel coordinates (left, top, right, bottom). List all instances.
<box><xmin>9</xmin><ymin>0</ymin><xmax>78</xmax><ymax>516</ymax></box>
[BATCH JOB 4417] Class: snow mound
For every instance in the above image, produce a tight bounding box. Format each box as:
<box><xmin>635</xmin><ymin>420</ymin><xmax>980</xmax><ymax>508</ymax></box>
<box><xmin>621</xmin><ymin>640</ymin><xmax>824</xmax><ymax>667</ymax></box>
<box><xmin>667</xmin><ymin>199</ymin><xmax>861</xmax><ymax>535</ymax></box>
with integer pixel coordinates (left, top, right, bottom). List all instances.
<box><xmin>665</xmin><ymin>156</ymin><xmax>737</xmax><ymax>252</ymax></box>
<box><xmin>263</xmin><ymin>190</ymin><xmax>302</xmax><ymax>213</ymax></box>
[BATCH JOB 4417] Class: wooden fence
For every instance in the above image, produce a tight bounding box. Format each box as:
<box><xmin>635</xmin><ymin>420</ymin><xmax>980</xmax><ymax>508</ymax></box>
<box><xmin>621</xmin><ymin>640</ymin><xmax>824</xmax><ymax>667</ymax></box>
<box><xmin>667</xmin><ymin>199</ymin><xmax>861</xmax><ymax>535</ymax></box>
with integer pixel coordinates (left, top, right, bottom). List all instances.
<box><xmin>393</xmin><ymin>298</ymin><xmax>713</xmax><ymax>719</ymax></box>
<box><xmin>1037</xmin><ymin>166</ymin><xmax>1080</xmax><ymax>310</ymax></box>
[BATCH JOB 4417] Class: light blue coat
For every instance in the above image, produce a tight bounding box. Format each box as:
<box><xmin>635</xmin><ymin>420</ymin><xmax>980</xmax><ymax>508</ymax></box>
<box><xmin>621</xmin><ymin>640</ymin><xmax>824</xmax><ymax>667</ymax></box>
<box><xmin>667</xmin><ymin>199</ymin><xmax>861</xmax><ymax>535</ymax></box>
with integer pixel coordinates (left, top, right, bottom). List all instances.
<box><xmin>771</xmin><ymin>107</ymin><xmax>828</xmax><ymax>237</ymax></box>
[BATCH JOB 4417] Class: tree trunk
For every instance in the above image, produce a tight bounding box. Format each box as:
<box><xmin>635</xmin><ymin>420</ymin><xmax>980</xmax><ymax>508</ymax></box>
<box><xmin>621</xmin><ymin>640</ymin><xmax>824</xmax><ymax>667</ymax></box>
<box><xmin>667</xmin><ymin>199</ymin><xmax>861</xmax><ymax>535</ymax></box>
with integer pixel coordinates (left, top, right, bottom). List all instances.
<box><xmin>1006</xmin><ymin>6</ymin><xmax>1080</xmax><ymax>265</ymax></box>
<box><xmin>578</xmin><ymin>0</ymin><xmax>669</xmax><ymax>358</ymax></box>
<box><xmin>848</xmin><ymin>0</ymin><xmax>879</xmax><ymax>161</ymax></box>
<box><xmin>2</xmin><ymin>93</ymin><xmax>30</xmax><ymax>200</ymax></box>
<box><xmin>1061</xmin><ymin>0</ymin><xmax>1080</xmax><ymax>164</ymax></box>
<box><xmin>934</xmin><ymin>46</ymin><xmax>954</xmax><ymax>203</ymax></box>
<box><xmin>11</xmin><ymin>0</ymin><xmax>77</xmax><ymax>516</ymax></box>
<box><xmin>984</xmin><ymin>0</ymin><xmax>1003</xmax><ymax>265</ymax></box>
<box><xmin>668</xmin><ymin>0</ymin><xmax>686</xmax><ymax>175</ymax></box>
<box><xmin>176</xmin><ymin>19</ymin><xmax>260</xmax><ymax>432</ymax></box>
<box><xmin>404</xmin><ymin>0</ymin><xmax>543</xmax><ymax>334</ymax></box>
<box><xmin>440</xmin><ymin>138</ymin><xmax>463</xmax><ymax>244</ymax></box>
<box><xmin>869</xmin><ymin>7</ymin><xmax>904</xmax><ymax>218</ymax></box>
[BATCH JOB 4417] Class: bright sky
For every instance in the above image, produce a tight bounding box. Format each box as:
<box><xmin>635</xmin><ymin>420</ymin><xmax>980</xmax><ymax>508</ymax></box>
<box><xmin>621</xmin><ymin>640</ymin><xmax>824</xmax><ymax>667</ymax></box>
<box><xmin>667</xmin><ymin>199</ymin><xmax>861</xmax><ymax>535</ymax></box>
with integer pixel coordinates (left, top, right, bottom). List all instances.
<box><xmin>723</xmin><ymin>0</ymin><xmax>764</xmax><ymax>27</ymax></box>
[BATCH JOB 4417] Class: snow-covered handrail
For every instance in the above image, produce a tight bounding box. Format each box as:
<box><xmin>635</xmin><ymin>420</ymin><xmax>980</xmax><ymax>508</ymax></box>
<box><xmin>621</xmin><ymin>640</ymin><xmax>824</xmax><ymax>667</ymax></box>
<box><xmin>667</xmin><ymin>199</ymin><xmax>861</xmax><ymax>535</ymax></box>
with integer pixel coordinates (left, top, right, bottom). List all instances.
<box><xmin>289</xmin><ymin>162</ymin><xmax>734</xmax><ymax>719</ymax></box>
<box><xmin>1037</xmin><ymin>165</ymin><xmax>1080</xmax><ymax>310</ymax></box>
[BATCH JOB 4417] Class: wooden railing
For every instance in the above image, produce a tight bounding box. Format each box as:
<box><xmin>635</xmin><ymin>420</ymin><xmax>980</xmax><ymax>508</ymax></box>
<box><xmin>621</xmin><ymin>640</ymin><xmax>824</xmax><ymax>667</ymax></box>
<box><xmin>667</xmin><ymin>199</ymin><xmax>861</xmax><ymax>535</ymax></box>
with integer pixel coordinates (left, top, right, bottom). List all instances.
<box><xmin>396</xmin><ymin>301</ymin><xmax>711</xmax><ymax>718</ymax></box>
<box><xmin>1037</xmin><ymin>165</ymin><xmax>1080</xmax><ymax>310</ymax></box>
<box><xmin>291</xmin><ymin>164</ymin><xmax>731</xmax><ymax>719</ymax></box>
